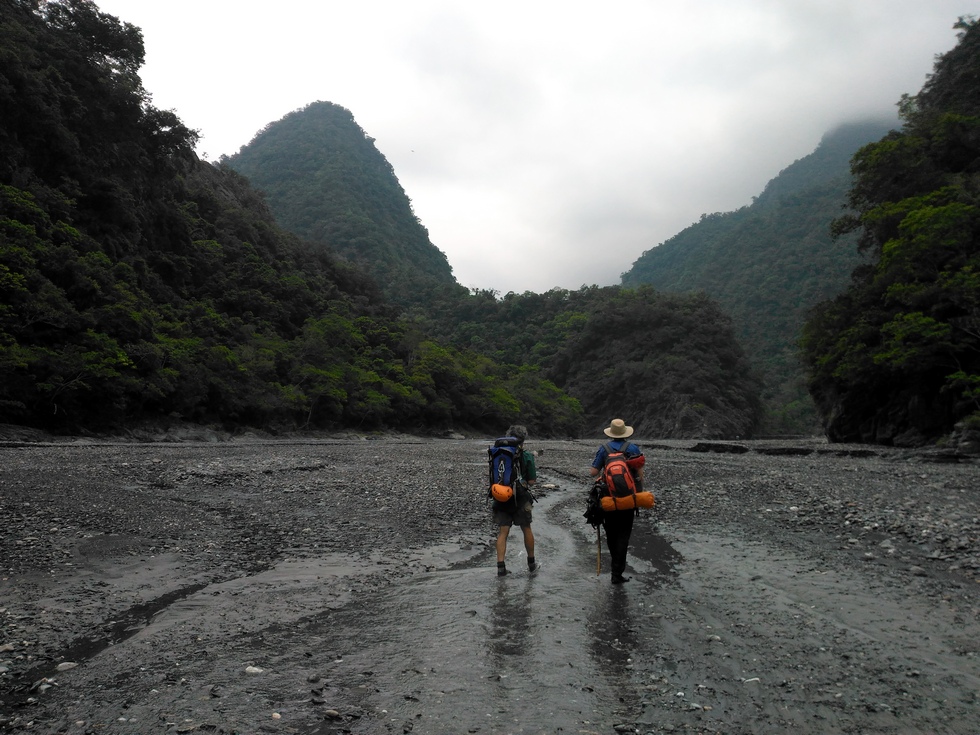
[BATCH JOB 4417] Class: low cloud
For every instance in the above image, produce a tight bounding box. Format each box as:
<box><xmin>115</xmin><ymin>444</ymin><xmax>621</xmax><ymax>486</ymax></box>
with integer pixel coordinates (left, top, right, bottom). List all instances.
<box><xmin>99</xmin><ymin>0</ymin><xmax>971</xmax><ymax>292</ymax></box>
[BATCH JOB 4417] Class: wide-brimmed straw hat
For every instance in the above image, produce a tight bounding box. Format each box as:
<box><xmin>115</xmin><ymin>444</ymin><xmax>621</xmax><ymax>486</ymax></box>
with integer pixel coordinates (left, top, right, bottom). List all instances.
<box><xmin>603</xmin><ymin>418</ymin><xmax>633</xmax><ymax>438</ymax></box>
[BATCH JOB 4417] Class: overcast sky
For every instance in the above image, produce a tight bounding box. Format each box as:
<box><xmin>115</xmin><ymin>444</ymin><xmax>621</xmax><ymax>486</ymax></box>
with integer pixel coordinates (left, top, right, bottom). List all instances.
<box><xmin>96</xmin><ymin>1</ymin><xmax>973</xmax><ymax>294</ymax></box>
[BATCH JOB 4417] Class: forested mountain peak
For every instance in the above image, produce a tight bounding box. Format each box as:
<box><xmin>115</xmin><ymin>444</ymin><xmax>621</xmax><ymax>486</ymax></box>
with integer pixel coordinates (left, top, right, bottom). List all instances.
<box><xmin>225</xmin><ymin>101</ymin><xmax>461</xmax><ymax>308</ymax></box>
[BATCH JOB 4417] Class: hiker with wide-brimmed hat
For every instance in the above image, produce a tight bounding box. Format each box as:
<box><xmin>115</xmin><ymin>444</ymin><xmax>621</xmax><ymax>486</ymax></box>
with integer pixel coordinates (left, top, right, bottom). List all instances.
<box><xmin>589</xmin><ymin>418</ymin><xmax>646</xmax><ymax>584</ymax></box>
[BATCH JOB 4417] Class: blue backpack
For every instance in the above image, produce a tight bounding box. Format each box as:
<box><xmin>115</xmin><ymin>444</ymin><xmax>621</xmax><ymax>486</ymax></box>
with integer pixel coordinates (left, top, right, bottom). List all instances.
<box><xmin>488</xmin><ymin>436</ymin><xmax>524</xmax><ymax>504</ymax></box>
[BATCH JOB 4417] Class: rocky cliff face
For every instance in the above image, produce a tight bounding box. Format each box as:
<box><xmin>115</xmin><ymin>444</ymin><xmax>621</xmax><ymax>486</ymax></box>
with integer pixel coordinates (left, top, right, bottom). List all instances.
<box><xmin>822</xmin><ymin>388</ymin><xmax>955</xmax><ymax>448</ymax></box>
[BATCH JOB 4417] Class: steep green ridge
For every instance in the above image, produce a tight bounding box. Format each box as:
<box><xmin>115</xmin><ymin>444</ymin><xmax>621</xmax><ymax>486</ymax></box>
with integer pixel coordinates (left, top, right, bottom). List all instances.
<box><xmin>225</xmin><ymin>102</ymin><xmax>461</xmax><ymax>308</ymax></box>
<box><xmin>802</xmin><ymin>18</ymin><xmax>980</xmax><ymax>446</ymax></box>
<box><xmin>0</xmin><ymin>0</ymin><xmax>580</xmax><ymax>436</ymax></box>
<box><xmin>417</xmin><ymin>285</ymin><xmax>764</xmax><ymax>439</ymax></box>
<box><xmin>622</xmin><ymin>120</ymin><xmax>895</xmax><ymax>433</ymax></box>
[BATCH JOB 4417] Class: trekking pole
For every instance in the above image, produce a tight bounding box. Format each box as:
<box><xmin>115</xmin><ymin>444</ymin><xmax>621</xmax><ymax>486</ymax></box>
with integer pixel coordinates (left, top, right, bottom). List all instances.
<box><xmin>596</xmin><ymin>525</ymin><xmax>601</xmax><ymax>576</ymax></box>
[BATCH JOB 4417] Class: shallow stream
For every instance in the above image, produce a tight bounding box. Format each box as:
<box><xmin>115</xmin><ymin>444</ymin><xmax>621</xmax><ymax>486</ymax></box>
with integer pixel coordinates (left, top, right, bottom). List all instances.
<box><xmin>297</xmin><ymin>476</ymin><xmax>681</xmax><ymax>734</ymax></box>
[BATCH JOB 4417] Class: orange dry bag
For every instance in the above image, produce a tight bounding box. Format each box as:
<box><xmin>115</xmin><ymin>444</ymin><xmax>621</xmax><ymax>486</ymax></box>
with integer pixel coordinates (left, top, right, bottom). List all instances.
<box><xmin>600</xmin><ymin>491</ymin><xmax>655</xmax><ymax>512</ymax></box>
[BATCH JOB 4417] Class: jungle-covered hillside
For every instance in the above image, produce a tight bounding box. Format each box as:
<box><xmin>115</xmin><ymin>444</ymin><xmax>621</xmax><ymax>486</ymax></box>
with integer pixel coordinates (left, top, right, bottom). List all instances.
<box><xmin>224</xmin><ymin>101</ymin><xmax>764</xmax><ymax>438</ymax></box>
<box><xmin>622</xmin><ymin>120</ymin><xmax>895</xmax><ymax>434</ymax></box>
<box><xmin>0</xmin><ymin>0</ymin><xmax>764</xmax><ymax>438</ymax></box>
<box><xmin>0</xmin><ymin>0</ymin><xmax>582</xmax><ymax>435</ymax></box>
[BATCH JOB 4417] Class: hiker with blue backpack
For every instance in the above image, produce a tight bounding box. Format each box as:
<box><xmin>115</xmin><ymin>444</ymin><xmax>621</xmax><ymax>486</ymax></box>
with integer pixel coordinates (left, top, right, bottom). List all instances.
<box><xmin>488</xmin><ymin>424</ymin><xmax>537</xmax><ymax>576</ymax></box>
<box><xmin>589</xmin><ymin>418</ymin><xmax>649</xmax><ymax>584</ymax></box>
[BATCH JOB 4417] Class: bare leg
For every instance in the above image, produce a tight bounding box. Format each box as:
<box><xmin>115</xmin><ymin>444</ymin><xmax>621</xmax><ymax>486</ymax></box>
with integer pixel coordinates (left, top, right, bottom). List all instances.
<box><xmin>496</xmin><ymin>525</ymin><xmax>510</xmax><ymax>562</ymax></box>
<box><xmin>521</xmin><ymin>525</ymin><xmax>535</xmax><ymax>558</ymax></box>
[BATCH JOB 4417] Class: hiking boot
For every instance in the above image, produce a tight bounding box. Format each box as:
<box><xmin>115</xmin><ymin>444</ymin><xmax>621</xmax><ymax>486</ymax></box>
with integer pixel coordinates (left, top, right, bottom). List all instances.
<box><xmin>528</xmin><ymin>561</ymin><xmax>538</xmax><ymax>573</ymax></box>
<box><xmin>611</xmin><ymin>574</ymin><xmax>630</xmax><ymax>585</ymax></box>
<box><xmin>497</xmin><ymin>566</ymin><xmax>509</xmax><ymax>576</ymax></box>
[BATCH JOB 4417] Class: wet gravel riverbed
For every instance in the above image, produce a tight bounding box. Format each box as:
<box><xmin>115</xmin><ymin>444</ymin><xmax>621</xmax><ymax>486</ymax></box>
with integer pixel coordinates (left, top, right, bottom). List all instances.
<box><xmin>0</xmin><ymin>434</ymin><xmax>978</xmax><ymax>734</ymax></box>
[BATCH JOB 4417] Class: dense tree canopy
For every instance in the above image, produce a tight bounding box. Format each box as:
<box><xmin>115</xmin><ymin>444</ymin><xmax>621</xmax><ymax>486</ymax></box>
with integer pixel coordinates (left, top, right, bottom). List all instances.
<box><xmin>1</xmin><ymin>0</ymin><xmax>766</xmax><ymax>440</ymax></box>
<box><xmin>415</xmin><ymin>285</ymin><xmax>764</xmax><ymax>438</ymax></box>
<box><xmin>548</xmin><ymin>287</ymin><xmax>763</xmax><ymax>438</ymax></box>
<box><xmin>0</xmin><ymin>0</ymin><xmax>581</xmax><ymax>436</ymax></box>
<box><xmin>801</xmin><ymin>17</ymin><xmax>980</xmax><ymax>445</ymax></box>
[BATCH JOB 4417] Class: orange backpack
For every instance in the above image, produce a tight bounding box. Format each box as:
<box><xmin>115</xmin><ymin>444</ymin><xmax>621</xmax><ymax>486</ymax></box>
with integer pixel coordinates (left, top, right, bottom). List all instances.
<box><xmin>600</xmin><ymin>442</ymin><xmax>655</xmax><ymax>512</ymax></box>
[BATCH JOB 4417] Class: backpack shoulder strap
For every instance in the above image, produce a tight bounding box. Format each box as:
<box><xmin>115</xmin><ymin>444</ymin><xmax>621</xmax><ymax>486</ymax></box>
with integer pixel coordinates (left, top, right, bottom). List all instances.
<box><xmin>605</xmin><ymin>441</ymin><xmax>625</xmax><ymax>456</ymax></box>
<box><xmin>512</xmin><ymin>445</ymin><xmax>523</xmax><ymax>477</ymax></box>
